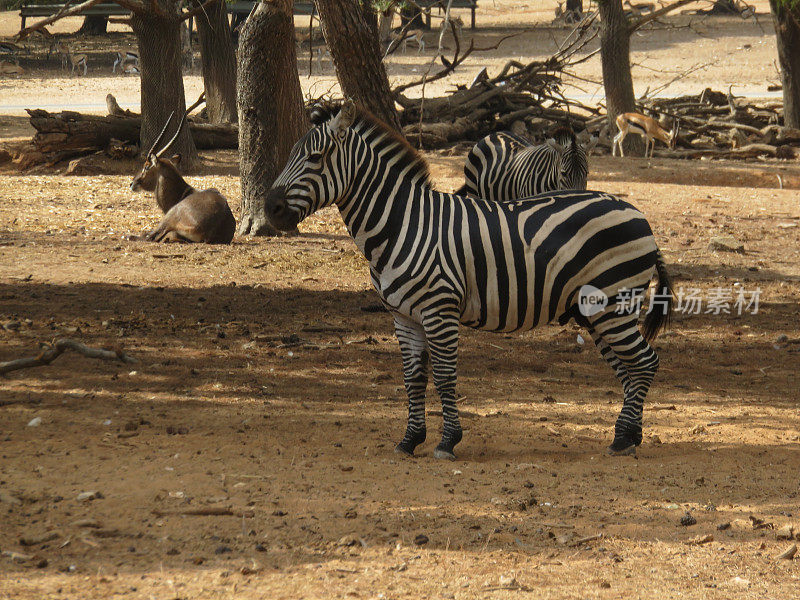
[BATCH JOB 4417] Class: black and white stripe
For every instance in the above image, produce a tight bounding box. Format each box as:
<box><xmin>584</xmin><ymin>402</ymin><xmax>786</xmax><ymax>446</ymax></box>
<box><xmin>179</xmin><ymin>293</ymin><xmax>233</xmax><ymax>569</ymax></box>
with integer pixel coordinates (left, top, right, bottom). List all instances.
<box><xmin>459</xmin><ymin>128</ymin><xmax>588</xmax><ymax>201</ymax></box>
<box><xmin>265</xmin><ymin>103</ymin><xmax>671</xmax><ymax>459</ymax></box>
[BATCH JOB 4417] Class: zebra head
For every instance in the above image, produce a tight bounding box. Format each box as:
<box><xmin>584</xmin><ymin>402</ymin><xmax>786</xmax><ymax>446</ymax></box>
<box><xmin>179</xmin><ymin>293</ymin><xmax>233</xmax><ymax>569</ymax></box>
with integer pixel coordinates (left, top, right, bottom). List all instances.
<box><xmin>265</xmin><ymin>101</ymin><xmax>358</xmax><ymax>232</ymax></box>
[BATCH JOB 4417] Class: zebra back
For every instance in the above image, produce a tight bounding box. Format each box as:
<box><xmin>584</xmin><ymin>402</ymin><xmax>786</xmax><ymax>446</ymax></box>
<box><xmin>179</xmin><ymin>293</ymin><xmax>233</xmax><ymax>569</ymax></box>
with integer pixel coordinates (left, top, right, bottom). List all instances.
<box><xmin>461</xmin><ymin>128</ymin><xmax>588</xmax><ymax>201</ymax></box>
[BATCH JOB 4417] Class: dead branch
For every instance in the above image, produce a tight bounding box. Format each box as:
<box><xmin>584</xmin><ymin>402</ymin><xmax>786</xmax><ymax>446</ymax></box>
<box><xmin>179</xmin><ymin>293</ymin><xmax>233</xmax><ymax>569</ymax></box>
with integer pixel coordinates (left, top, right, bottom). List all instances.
<box><xmin>15</xmin><ymin>0</ymin><xmax>103</xmax><ymax>41</ymax></box>
<box><xmin>0</xmin><ymin>339</ymin><xmax>137</xmax><ymax>376</ymax></box>
<box><xmin>629</xmin><ymin>0</ymin><xmax>705</xmax><ymax>33</ymax></box>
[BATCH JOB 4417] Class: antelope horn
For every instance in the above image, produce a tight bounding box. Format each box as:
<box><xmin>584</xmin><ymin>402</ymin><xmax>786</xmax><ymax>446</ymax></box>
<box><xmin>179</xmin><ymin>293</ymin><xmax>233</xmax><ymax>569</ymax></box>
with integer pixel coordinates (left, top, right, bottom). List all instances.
<box><xmin>155</xmin><ymin>110</ymin><xmax>188</xmax><ymax>158</ymax></box>
<box><xmin>147</xmin><ymin>111</ymin><xmax>176</xmax><ymax>158</ymax></box>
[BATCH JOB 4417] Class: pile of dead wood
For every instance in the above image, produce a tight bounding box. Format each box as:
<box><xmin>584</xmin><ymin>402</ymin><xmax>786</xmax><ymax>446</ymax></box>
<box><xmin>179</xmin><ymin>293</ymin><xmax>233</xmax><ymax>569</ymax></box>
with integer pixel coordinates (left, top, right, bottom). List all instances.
<box><xmin>13</xmin><ymin>99</ymin><xmax>238</xmax><ymax>171</ymax></box>
<box><xmin>625</xmin><ymin>89</ymin><xmax>799</xmax><ymax>160</ymax></box>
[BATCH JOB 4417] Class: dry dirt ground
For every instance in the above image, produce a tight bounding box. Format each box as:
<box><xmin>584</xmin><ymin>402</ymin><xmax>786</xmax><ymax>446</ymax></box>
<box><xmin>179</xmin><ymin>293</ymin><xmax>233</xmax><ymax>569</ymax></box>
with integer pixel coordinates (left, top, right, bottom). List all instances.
<box><xmin>2</xmin><ymin>3</ymin><xmax>800</xmax><ymax>600</ymax></box>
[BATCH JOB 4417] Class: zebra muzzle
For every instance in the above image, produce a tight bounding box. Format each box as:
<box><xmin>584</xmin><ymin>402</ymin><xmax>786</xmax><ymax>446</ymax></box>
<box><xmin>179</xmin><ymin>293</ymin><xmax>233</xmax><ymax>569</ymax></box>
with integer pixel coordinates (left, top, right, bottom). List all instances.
<box><xmin>265</xmin><ymin>186</ymin><xmax>299</xmax><ymax>231</ymax></box>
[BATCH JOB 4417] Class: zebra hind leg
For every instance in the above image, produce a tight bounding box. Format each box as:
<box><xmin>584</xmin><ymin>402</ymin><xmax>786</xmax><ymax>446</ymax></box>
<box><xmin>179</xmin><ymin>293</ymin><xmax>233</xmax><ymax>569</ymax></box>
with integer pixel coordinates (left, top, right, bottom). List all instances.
<box><xmin>393</xmin><ymin>315</ymin><xmax>429</xmax><ymax>456</ymax></box>
<box><xmin>424</xmin><ymin>312</ymin><xmax>462</xmax><ymax>460</ymax></box>
<box><xmin>590</xmin><ymin>314</ymin><xmax>660</xmax><ymax>456</ymax></box>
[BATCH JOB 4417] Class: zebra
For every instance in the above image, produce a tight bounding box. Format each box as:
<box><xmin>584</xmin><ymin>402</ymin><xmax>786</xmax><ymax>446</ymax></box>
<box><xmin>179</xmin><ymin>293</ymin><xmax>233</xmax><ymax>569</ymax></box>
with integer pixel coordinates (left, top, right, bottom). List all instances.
<box><xmin>265</xmin><ymin>101</ymin><xmax>673</xmax><ymax>460</ymax></box>
<box><xmin>456</xmin><ymin>128</ymin><xmax>589</xmax><ymax>201</ymax></box>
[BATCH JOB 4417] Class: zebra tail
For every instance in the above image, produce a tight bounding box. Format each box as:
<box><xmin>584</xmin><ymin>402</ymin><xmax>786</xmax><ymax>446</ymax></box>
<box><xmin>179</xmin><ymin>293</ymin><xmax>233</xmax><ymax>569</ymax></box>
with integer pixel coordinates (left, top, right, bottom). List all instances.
<box><xmin>641</xmin><ymin>253</ymin><xmax>673</xmax><ymax>343</ymax></box>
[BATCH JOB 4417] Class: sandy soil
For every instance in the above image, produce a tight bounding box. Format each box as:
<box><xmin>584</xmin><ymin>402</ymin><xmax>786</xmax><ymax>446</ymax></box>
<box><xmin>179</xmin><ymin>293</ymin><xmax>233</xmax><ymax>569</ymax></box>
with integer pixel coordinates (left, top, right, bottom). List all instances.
<box><xmin>2</xmin><ymin>2</ymin><xmax>800</xmax><ymax>599</ymax></box>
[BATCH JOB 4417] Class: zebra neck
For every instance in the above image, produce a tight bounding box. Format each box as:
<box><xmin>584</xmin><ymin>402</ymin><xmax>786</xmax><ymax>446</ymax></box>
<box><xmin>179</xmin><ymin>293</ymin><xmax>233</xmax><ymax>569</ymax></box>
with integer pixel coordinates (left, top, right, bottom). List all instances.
<box><xmin>338</xmin><ymin>170</ymin><xmax>436</xmax><ymax>268</ymax></box>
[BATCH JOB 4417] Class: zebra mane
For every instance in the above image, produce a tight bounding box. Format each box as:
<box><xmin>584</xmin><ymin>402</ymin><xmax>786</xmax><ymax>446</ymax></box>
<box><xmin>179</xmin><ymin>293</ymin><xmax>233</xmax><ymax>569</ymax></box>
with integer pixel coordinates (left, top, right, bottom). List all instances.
<box><xmin>550</xmin><ymin>126</ymin><xmax>577</xmax><ymax>147</ymax></box>
<box><xmin>312</xmin><ymin>100</ymin><xmax>432</xmax><ymax>186</ymax></box>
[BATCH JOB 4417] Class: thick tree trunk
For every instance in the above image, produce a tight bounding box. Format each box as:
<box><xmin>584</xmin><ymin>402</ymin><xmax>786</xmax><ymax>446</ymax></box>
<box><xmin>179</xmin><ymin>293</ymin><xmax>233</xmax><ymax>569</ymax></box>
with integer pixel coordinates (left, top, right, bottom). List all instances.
<box><xmin>769</xmin><ymin>0</ymin><xmax>800</xmax><ymax>128</ymax></box>
<box><xmin>131</xmin><ymin>8</ymin><xmax>197</xmax><ymax>167</ymax></box>
<box><xmin>78</xmin><ymin>15</ymin><xmax>108</xmax><ymax>35</ymax></box>
<box><xmin>598</xmin><ymin>0</ymin><xmax>643</xmax><ymax>155</ymax></box>
<box><xmin>315</xmin><ymin>0</ymin><xmax>401</xmax><ymax>131</ymax></box>
<box><xmin>194</xmin><ymin>0</ymin><xmax>238</xmax><ymax>123</ymax></box>
<box><xmin>237</xmin><ymin>0</ymin><xmax>309</xmax><ymax>237</ymax></box>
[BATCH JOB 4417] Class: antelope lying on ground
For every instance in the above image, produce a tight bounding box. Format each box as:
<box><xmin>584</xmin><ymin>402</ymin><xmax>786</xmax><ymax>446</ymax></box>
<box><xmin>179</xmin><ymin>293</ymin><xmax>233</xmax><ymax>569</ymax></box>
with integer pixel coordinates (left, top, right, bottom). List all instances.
<box><xmin>129</xmin><ymin>112</ymin><xmax>236</xmax><ymax>244</ymax></box>
<box><xmin>0</xmin><ymin>61</ymin><xmax>25</xmax><ymax>75</ymax></box>
<box><xmin>112</xmin><ymin>48</ymin><xmax>138</xmax><ymax>73</ymax></box>
<box><xmin>613</xmin><ymin>112</ymin><xmax>679</xmax><ymax>158</ymax></box>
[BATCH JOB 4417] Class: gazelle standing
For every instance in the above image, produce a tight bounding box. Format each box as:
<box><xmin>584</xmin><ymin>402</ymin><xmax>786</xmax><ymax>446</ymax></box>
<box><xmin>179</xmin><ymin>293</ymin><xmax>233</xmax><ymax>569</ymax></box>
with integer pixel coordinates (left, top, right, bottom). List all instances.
<box><xmin>52</xmin><ymin>42</ymin><xmax>87</xmax><ymax>76</ymax></box>
<box><xmin>612</xmin><ymin>112</ymin><xmax>679</xmax><ymax>158</ymax></box>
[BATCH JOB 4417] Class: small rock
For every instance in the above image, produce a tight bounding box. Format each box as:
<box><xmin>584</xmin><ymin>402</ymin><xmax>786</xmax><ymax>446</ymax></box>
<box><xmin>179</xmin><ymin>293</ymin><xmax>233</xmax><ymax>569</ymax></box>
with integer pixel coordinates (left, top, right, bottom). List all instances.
<box><xmin>776</xmin><ymin>524</ymin><xmax>794</xmax><ymax>540</ymax></box>
<box><xmin>337</xmin><ymin>534</ymin><xmax>359</xmax><ymax>547</ymax></box>
<box><xmin>776</xmin><ymin>544</ymin><xmax>797</xmax><ymax>561</ymax></box>
<box><xmin>686</xmin><ymin>534</ymin><xmax>714</xmax><ymax>545</ymax></box>
<box><xmin>19</xmin><ymin>531</ymin><xmax>60</xmax><ymax>546</ymax></box>
<box><xmin>690</xmin><ymin>424</ymin><xmax>706</xmax><ymax>435</ymax></box>
<box><xmin>214</xmin><ymin>546</ymin><xmax>232</xmax><ymax>555</ymax></box>
<box><xmin>498</xmin><ymin>574</ymin><xmax>517</xmax><ymax>587</ymax></box>
<box><xmin>730</xmin><ymin>576</ymin><xmax>750</xmax><ymax>586</ymax></box>
<box><xmin>76</xmin><ymin>491</ymin><xmax>101</xmax><ymax>502</ymax></box>
<box><xmin>254</xmin><ymin>543</ymin><xmax>267</xmax><ymax>552</ymax></box>
<box><xmin>413</xmin><ymin>534</ymin><xmax>429</xmax><ymax>546</ymax></box>
<box><xmin>0</xmin><ymin>490</ymin><xmax>21</xmax><ymax>505</ymax></box>
<box><xmin>27</xmin><ymin>417</ymin><xmax>42</xmax><ymax>427</ymax></box>
<box><xmin>708</xmin><ymin>235</ymin><xmax>745</xmax><ymax>253</ymax></box>
<box><xmin>343</xmin><ymin>509</ymin><xmax>357</xmax><ymax>519</ymax></box>
<box><xmin>680</xmin><ymin>512</ymin><xmax>697</xmax><ymax>527</ymax></box>
<box><xmin>717</xmin><ymin>522</ymin><xmax>731</xmax><ymax>531</ymax></box>
<box><xmin>598</xmin><ymin>580</ymin><xmax>611</xmax><ymax>589</ymax></box>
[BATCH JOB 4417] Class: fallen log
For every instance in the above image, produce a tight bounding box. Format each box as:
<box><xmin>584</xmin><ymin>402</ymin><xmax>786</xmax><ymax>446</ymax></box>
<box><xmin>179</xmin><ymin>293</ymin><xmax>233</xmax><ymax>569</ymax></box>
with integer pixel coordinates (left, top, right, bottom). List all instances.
<box><xmin>26</xmin><ymin>109</ymin><xmax>238</xmax><ymax>155</ymax></box>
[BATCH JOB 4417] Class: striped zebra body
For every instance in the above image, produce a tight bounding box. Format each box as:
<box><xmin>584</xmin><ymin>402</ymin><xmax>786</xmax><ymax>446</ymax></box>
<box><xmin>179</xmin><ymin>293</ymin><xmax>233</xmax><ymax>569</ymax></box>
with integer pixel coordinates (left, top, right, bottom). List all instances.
<box><xmin>266</xmin><ymin>102</ymin><xmax>671</xmax><ymax>459</ymax></box>
<box><xmin>460</xmin><ymin>129</ymin><xmax>588</xmax><ymax>201</ymax></box>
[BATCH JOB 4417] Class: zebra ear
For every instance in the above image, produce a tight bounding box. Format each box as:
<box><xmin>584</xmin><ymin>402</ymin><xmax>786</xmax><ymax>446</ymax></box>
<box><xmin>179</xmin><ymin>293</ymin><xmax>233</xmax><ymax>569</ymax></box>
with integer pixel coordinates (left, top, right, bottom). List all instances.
<box><xmin>329</xmin><ymin>100</ymin><xmax>356</xmax><ymax>138</ymax></box>
<box><xmin>546</xmin><ymin>138</ymin><xmax>565</xmax><ymax>153</ymax></box>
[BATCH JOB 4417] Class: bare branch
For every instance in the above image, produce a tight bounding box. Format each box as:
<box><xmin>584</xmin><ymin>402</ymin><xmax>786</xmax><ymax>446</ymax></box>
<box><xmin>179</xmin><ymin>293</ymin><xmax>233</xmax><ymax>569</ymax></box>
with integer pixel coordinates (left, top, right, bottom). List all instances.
<box><xmin>629</xmin><ymin>0</ymin><xmax>704</xmax><ymax>33</ymax></box>
<box><xmin>0</xmin><ymin>339</ymin><xmax>137</xmax><ymax>376</ymax></box>
<box><xmin>180</xmin><ymin>0</ymin><xmax>219</xmax><ymax>22</ymax></box>
<box><xmin>15</xmin><ymin>0</ymin><xmax>101</xmax><ymax>41</ymax></box>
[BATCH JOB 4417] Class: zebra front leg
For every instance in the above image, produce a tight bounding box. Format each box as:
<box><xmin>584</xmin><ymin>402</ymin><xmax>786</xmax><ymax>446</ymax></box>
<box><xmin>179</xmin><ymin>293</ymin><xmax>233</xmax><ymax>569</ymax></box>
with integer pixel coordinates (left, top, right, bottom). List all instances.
<box><xmin>424</xmin><ymin>312</ymin><xmax>462</xmax><ymax>460</ymax></box>
<box><xmin>393</xmin><ymin>315</ymin><xmax>429</xmax><ymax>456</ymax></box>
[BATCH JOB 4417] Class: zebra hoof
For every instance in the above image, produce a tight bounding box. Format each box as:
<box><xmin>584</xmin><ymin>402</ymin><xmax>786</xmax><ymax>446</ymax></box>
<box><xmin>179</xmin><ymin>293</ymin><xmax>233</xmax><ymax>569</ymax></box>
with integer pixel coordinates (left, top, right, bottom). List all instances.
<box><xmin>607</xmin><ymin>443</ymin><xmax>637</xmax><ymax>457</ymax></box>
<box><xmin>433</xmin><ymin>447</ymin><xmax>456</xmax><ymax>461</ymax></box>
<box><xmin>394</xmin><ymin>443</ymin><xmax>415</xmax><ymax>457</ymax></box>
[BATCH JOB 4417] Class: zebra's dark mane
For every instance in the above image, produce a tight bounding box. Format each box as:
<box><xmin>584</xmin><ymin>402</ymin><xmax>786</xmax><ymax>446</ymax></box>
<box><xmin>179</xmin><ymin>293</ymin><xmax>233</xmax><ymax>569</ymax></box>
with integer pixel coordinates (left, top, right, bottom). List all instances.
<box><xmin>353</xmin><ymin>109</ymin><xmax>432</xmax><ymax>186</ymax></box>
<box><xmin>311</xmin><ymin>101</ymin><xmax>431</xmax><ymax>186</ymax></box>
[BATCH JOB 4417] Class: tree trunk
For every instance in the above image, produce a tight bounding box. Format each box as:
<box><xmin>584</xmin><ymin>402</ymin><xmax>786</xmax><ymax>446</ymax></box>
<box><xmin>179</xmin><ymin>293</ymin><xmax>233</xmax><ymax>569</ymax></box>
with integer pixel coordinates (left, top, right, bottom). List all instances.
<box><xmin>315</xmin><ymin>0</ymin><xmax>401</xmax><ymax>131</ymax></box>
<box><xmin>78</xmin><ymin>16</ymin><xmax>108</xmax><ymax>35</ymax></box>
<box><xmin>770</xmin><ymin>0</ymin><xmax>800</xmax><ymax>128</ymax></box>
<box><xmin>237</xmin><ymin>0</ymin><xmax>309</xmax><ymax>237</ymax></box>
<box><xmin>598</xmin><ymin>0</ymin><xmax>643</xmax><ymax>155</ymax></box>
<box><xmin>194</xmin><ymin>0</ymin><xmax>238</xmax><ymax>123</ymax></box>
<box><xmin>131</xmin><ymin>7</ymin><xmax>197</xmax><ymax>167</ymax></box>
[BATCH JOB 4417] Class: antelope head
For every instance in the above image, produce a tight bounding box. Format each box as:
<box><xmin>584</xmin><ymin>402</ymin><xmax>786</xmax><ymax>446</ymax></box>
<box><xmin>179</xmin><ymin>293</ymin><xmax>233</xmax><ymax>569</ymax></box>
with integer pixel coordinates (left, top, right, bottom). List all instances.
<box><xmin>130</xmin><ymin>111</ymin><xmax>187</xmax><ymax>193</ymax></box>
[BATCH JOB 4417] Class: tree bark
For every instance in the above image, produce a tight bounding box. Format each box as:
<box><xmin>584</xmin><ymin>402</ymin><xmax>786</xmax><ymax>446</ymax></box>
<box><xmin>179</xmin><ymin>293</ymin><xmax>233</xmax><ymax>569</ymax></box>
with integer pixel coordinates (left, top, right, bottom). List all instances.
<box><xmin>237</xmin><ymin>0</ymin><xmax>309</xmax><ymax>237</ymax></box>
<box><xmin>194</xmin><ymin>0</ymin><xmax>238</xmax><ymax>123</ymax></box>
<box><xmin>598</xmin><ymin>0</ymin><xmax>643</xmax><ymax>155</ymax></box>
<box><xmin>769</xmin><ymin>0</ymin><xmax>800</xmax><ymax>128</ymax></box>
<box><xmin>315</xmin><ymin>0</ymin><xmax>401</xmax><ymax>131</ymax></box>
<box><xmin>131</xmin><ymin>5</ymin><xmax>197</xmax><ymax>168</ymax></box>
<box><xmin>78</xmin><ymin>15</ymin><xmax>108</xmax><ymax>35</ymax></box>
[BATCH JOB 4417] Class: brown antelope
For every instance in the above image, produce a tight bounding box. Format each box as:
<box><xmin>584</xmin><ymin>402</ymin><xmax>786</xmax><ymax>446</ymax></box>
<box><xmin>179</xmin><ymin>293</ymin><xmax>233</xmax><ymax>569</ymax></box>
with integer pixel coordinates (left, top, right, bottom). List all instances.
<box><xmin>112</xmin><ymin>48</ymin><xmax>138</xmax><ymax>73</ymax></box>
<box><xmin>388</xmin><ymin>28</ymin><xmax>425</xmax><ymax>54</ymax></box>
<box><xmin>129</xmin><ymin>112</ymin><xmax>236</xmax><ymax>244</ymax></box>
<box><xmin>51</xmin><ymin>43</ymin><xmax>87</xmax><ymax>75</ymax></box>
<box><xmin>612</xmin><ymin>112</ymin><xmax>679</xmax><ymax>158</ymax></box>
<box><xmin>0</xmin><ymin>61</ymin><xmax>25</xmax><ymax>75</ymax></box>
